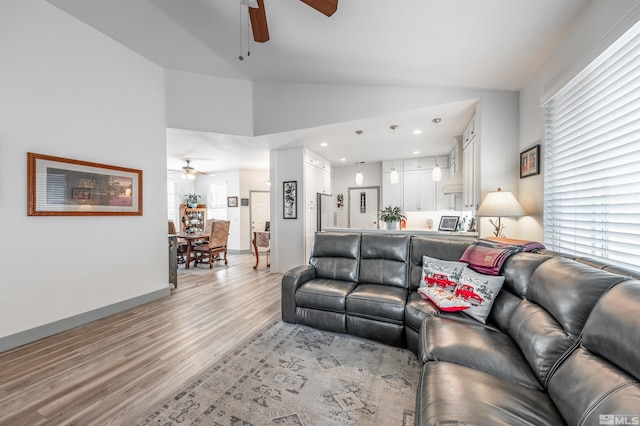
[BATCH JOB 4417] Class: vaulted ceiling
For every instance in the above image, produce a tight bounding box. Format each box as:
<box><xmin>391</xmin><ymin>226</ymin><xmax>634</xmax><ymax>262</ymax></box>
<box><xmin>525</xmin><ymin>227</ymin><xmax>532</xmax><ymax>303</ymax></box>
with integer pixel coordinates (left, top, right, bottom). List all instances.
<box><xmin>48</xmin><ymin>0</ymin><xmax>593</xmax><ymax>173</ymax></box>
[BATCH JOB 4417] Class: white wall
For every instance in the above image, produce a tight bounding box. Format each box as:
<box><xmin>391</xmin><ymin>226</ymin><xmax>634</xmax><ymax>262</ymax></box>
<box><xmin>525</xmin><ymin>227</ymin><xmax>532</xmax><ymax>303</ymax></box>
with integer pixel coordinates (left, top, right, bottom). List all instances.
<box><xmin>165</xmin><ymin>69</ymin><xmax>254</xmax><ymax>136</ymax></box>
<box><xmin>0</xmin><ymin>1</ymin><xmax>167</xmax><ymax>343</ymax></box>
<box><xmin>518</xmin><ymin>0</ymin><xmax>640</xmax><ymax>241</ymax></box>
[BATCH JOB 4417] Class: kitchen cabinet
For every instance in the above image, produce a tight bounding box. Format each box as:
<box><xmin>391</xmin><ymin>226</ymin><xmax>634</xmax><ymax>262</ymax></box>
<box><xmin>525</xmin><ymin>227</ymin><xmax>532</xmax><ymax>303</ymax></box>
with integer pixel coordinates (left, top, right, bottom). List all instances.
<box><xmin>403</xmin><ymin>170</ymin><xmax>435</xmax><ymax>211</ymax></box>
<box><xmin>463</xmin><ymin>135</ymin><xmax>479</xmax><ymax>210</ymax></box>
<box><xmin>304</xmin><ymin>149</ymin><xmax>332</xmax><ymax>260</ymax></box>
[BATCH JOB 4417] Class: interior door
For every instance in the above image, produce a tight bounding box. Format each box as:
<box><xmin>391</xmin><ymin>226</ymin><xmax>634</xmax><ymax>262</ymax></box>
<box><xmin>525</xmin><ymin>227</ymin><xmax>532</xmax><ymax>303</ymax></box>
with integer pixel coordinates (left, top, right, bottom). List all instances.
<box><xmin>348</xmin><ymin>187</ymin><xmax>379</xmax><ymax>229</ymax></box>
<box><xmin>250</xmin><ymin>191</ymin><xmax>270</xmax><ymax>252</ymax></box>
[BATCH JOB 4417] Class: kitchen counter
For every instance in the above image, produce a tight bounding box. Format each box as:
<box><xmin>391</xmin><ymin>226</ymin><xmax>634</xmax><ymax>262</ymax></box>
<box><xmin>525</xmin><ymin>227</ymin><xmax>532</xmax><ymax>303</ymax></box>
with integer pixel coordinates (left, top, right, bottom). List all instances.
<box><xmin>323</xmin><ymin>227</ymin><xmax>478</xmax><ymax>239</ymax></box>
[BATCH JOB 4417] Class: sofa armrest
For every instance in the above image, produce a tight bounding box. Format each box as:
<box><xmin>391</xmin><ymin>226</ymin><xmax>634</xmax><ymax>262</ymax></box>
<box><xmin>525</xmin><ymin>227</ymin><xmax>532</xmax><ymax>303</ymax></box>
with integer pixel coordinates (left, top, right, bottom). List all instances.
<box><xmin>281</xmin><ymin>265</ymin><xmax>317</xmax><ymax>323</ymax></box>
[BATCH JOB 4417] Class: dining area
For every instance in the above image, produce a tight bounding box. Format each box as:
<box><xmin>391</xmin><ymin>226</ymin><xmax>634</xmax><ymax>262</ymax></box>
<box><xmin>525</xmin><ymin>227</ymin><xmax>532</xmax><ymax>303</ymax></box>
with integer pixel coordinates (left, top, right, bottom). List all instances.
<box><xmin>168</xmin><ymin>219</ymin><xmax>230</xmax><ymax>272</ymax></box>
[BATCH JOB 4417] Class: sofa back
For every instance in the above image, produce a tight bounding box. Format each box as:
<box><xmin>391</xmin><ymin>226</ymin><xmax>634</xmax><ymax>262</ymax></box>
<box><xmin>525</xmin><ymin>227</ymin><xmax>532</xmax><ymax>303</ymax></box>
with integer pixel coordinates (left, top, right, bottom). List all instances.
<box><xmin>408</xmin><ymin>237</ymin><xmax>472</xmax><ymax>291</ymax></box>
<box><xmin>359</xmin><ymin>233</ymin><xmax>411</xmax><ymax>288</ymax></box>
<box><xmin>506</xmin><ymin>256</ymin><xmax>629</xmax><ymax>387</ymax></box>
<box><xmin>547</xmin><ymin>279</ymin><xmax>640</xmax><ymax>425</ymax></box>
<box><xmin>309</xmin><ymin>232</ymin><xmax>361</xmax><ymax>282</ymax></box>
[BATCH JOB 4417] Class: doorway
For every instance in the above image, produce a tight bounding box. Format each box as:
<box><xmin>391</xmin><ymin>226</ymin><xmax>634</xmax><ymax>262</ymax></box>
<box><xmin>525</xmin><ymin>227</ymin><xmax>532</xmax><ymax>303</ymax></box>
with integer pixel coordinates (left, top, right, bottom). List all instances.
<box><xmin>348</xmin><ymin>186</ymin><xmax>380</xmax><ymax>229</ymax></box>
<box><xmin>250</xmin><ymin>190</ymin><xmax>270</xmax><ymax>253</ymax></box>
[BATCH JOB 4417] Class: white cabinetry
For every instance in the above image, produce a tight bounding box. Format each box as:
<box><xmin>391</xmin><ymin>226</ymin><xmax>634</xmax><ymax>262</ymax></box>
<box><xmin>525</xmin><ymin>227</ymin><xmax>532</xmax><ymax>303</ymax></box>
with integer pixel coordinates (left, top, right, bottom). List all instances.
<box><xmin>403</xmin><ymin>170</ymin><xmax>435</xmax><ymax>211</ymax></box>
<box><xmin>462</xmin><ymin>116</ymin><xmax>479</xmax><ymax>210</ymax></box>
<box><xmin>304</xmin><ymin>149</ymin><xmax>332</xmax><ymax>260</ymax></box>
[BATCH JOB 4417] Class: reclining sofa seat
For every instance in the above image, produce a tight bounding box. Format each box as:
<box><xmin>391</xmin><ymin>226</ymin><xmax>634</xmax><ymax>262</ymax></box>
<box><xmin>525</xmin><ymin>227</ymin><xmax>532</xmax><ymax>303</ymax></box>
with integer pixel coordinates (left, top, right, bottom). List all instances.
<box><xmin>416</xmin><ymin>256</ymin><xmax>636</xmax><ymax>425</ymax></box>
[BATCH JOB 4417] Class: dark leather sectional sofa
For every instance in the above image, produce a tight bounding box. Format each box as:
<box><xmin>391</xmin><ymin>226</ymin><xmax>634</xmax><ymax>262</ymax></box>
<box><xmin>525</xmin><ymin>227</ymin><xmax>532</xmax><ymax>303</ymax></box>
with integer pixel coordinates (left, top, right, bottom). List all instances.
<box><xmin>281</xmin><ymin>232</ymin><xmax>640</xmax><ymax>425</ymax></box>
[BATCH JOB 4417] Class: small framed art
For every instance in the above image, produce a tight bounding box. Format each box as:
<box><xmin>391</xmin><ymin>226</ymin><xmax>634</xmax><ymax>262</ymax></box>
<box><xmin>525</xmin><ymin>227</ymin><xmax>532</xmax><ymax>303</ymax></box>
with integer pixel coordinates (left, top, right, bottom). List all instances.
<box><xmin>520</xmin><ymin>144</ymin><xmax>540</xmax><ymax>178</ymax></box>
<box><xmin>283</xmin><ymin>180</ymin><xmax>297</xmax><ymax>219</ymax></box>
<box><xmin>438</xmin><ymin>216</ymin><xmax>459</xmax><ymax>231</ymax></box>
<box><xmin>227</xmin><ymin>196</ymin><xmax>238</xmax><ymax>207</ymax></box>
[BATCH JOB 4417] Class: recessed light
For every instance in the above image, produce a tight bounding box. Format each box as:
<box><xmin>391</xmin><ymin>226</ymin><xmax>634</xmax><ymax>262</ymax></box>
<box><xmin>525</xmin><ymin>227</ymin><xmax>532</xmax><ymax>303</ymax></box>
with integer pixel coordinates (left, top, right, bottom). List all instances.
<box><xmin>340</xmin><ymin>158</ymin><xmax>346</xmax><ymax>162</ymax></box>
<box><xmin>320</xmin><ymin>142</ymin><xmax>328</xmax><ymax>147</ymax></box>
<box><xmin>413</xmin><ymin>150</ymin><xmax>420</xmax><ymax>155</ymax></box>
<box><xmin>413</xmin><ymin>129</ymin><xmax>422</xmax><ymax>135</ymax></box>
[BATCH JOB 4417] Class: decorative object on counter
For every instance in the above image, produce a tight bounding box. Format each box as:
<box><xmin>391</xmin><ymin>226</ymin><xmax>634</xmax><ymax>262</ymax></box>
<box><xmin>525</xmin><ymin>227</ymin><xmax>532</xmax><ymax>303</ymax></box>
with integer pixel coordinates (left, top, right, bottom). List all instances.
<box><xmin>475</xmin><ymin>188</ymin><xmax>525</xmax><ymax>237</ymax></box>
<box><xmin>401</xmin><ymin>218</ymin><xmax>407</xmax><ymax>229</ymax></box>
<box><xmin>520</xmin><ymin>144</ymin><xmax>540</xmax><ymax>178</ymax></box>
<box><xmin>389</xmin><ymin>125</ymin><xmax>399</xmax><ymax>184</ymax></box>
<box><xmin>426</xmin><ymin>218</ymin><xmax>434</xmax><ymax>230</ymax></box>
<box><xmin>283</xmin><ymin>180</ymin><xmax>297</xmax><ymax>219</ymax></box>
<box><xmin>378</xmin><ymin>205</ymin><xmax>407</xmax><ymax>230</ymax></box>
<box><xmin>431</xmin><ymin>118</ymin><xmax>442</xmax><ymax>182</ymax></box>
<box><xmin>184</xmin><ymin>193</ymin><xmax>201</xmax><ymax>208</ymax></box>
<box><xmin>355</xmin><ymin>130</ymin><xmax>364</xmax><ymax>186</ymax></box>
<box><xmin>227</xmin><ymin>196</ymin><xmax>238</xmax><ymax>207</ymax></box>
<box><xmin>438</xmin><ymin>215</ymin><xmax>460</xmax><ymax>231</ymax></box>
<box><xmin>27</xmin><ymin>152</ymin><xmax>142</xmax><ymax>216</ymax></box>
<box><xmin>467</xmin><ymin>217</ymin><xmax>476</xmax><ymax>232</ymax></box>
<box><xmin>336</xmin><ymin>193</ymin><xmax>344</xmax><ymax>209</ymax></box>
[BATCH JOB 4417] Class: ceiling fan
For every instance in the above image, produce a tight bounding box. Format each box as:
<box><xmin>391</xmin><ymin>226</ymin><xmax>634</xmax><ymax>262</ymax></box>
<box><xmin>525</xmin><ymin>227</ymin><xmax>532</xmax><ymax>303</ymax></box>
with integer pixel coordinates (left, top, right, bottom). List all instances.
<box><xmin>168</xmin><ymin>160</ymin><xmax>211</xmax><ymax>180</ymax></box>
<box><xmin>242</xmin><ymin>0</ymin><xmax>338</xmax><ymax>43</ymax></box>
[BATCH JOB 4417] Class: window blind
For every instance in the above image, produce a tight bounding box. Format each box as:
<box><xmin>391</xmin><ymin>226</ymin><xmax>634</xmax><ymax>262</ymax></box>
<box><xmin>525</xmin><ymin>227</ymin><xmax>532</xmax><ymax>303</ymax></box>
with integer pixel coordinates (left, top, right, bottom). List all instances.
<box><xmin>544</xmin><ymin>20</ymin><xmax>640</xmax><ymax>274</ymax></box>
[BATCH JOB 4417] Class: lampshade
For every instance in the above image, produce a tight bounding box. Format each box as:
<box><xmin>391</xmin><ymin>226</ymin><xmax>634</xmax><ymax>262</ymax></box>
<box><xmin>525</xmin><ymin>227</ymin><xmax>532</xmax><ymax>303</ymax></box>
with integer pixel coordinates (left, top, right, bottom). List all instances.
<box><xmin>432</xmin><ymin>164</ymin><xmax>441</xmax><ymax>182</ymax></box>
<box><xmin>389</xmin><ymin>168</ymin><xmax>399</xmax><ymax>184</ymax></box>
<box><xmin>355</xmin><ymin>130</ymin><xmax>364</xmax><ymax>186</ymax></box>
<box><xmin>355</xmin><ymin>171</ymin><xmax>364</xmax><ymax>186</ymax></box>
<box><xmin>475</xmin><ymin>188</ymin><xmax>525</xmax><ymax>217</ymax></box>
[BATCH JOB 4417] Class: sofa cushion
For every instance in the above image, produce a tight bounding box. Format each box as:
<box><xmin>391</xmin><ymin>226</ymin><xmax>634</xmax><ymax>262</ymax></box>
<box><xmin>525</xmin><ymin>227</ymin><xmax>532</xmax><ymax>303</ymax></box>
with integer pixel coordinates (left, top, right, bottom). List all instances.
<box><xmin>295</xmin><ymin>278</ymin><xmax>358</xmax><ymax>313</ymax></box>
<box><xmin>409</xmin><ymin>237</ymin><xmax>472</xmax><ymax>290</ymax></box>
<box><xmin>507</xmin><ymin>257</ymin><xmax>629</xmax><ymax>386</ymax></box>
<box><xmin>359</xmin><ymin>233</ymin><xmax>410</xmax><ymax>288</ymax></box>
<box><xmin>547</xmin><ymin>280</ymin><xmax>640</xmax><ymax>425</ymax></box>
<box><xmin>455</xmin><ymin>267</ymin><xmax>505</xmax><ymax>323</ymax></box>
<box><xmin>309</xmin><ymin>232</ymin><xmax>361</xmax><ymax>282</ymax></box>
<box><xmin>415</xmin><ymin>361</ymin><xmax>564</xmax><ymax>426</ymax></box>
<box><xmin>419</xmin><ymin>317</ymin><xmax>541</xmax><ymax>390</ymax></box>
<box><xmin>346</xmin><ymin>284</ymin><xmax>407</xmax><ymax>324</ymax></box>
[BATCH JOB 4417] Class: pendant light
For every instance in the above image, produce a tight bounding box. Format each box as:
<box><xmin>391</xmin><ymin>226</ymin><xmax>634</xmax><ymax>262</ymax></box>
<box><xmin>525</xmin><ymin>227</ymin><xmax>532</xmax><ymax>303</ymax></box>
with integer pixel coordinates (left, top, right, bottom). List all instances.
<box><xmin>355</xmin><ymin>130</ymin><xmax>364</xmax><ymax>186</ymax></box>
<box><xmin>431</xmin><ymin>118</ymin><xmax>442</xmax><ymax>182</ymax></box>
<box><xmin>389</xmin><ymin>125</ymin><xmax>399</xmax><ymax>184</ymax></box>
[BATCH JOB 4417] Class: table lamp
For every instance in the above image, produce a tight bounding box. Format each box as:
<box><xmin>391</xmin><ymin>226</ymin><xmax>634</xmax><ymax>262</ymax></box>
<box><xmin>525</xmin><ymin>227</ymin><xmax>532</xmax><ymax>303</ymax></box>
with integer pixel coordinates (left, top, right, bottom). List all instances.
<box><xmin>475</xmin><ymin>188</ymin><xmax>525</xmax><ymax>237</ymax></box>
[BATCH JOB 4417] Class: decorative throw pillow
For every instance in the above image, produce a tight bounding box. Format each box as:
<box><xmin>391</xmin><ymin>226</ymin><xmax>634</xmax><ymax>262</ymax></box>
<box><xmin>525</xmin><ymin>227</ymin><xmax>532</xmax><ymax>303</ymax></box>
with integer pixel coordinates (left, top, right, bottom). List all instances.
<box><xmin>417</xmin><ymin>286</ymin><xmax>472</xmax><ymax>312</ymax></box>
<box><xmin>419</xmin><ymin>256</ymin><xmax>469</xmax><ymax>311</ymax></box>
<box><xmin>455</xmin><ymin>267</ymin><xmax>506</xmax><ymax>323</ymax></box>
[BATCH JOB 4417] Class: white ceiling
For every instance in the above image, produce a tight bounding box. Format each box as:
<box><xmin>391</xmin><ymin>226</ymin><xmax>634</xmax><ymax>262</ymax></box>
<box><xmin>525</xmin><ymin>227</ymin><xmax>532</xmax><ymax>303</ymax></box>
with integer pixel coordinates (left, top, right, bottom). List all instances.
<box><xmin>48</xmin><ymin>0</ymin><xmax>593</xmax><ymax>174</ymax></box>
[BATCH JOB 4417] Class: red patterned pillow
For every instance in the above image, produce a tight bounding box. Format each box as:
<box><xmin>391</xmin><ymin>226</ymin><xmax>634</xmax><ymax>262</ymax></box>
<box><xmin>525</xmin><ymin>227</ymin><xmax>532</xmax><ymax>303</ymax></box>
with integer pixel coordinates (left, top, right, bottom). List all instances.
<box><xmin>418</xmin><ymin>256</ymin><xmax>470</xmax><ymax>312</ymax></box>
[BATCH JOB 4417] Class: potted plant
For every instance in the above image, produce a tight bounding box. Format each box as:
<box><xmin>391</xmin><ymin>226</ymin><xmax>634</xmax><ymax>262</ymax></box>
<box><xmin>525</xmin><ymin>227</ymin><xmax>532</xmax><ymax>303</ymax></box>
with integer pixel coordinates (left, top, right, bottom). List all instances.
<box><xmin>184</xmin><ymin>193</ymin><xmax>201</xmax><ymax>208</ymax></box>
<box><xmin>378</xmin><ymin>205</ymin><xmax>407</xmax><ymax>230</ymax></box>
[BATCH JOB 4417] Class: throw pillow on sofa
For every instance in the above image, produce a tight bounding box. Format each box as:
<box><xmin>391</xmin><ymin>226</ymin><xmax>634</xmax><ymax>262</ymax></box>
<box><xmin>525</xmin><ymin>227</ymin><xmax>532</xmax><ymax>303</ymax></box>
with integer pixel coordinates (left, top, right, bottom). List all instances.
<box><xmin>419</xmin><ymin>256</ymin><xmax>470</xmax><ymax>312</ymax></box>
<box><xmin>455</xmin><ymin>267</ymin><xmax>506</xmax><ymax>323</ymax></box>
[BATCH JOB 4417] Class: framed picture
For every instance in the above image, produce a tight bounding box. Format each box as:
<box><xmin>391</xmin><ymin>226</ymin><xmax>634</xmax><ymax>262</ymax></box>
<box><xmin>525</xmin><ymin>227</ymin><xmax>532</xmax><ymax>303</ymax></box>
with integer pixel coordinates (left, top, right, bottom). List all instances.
<box><xmin>438</xmin><ymin>216</ymin><xmax>459</xmax><ymax>231</ymax></box>
<box><xmin>227</xmin><ymin>196</ymin><xmax>238</xmax><ymax>207</ymax></box>
<box><xmin>241</xmin><ymin>198</ymin><xmax>249</xmax><ymax>206</ymax></box>
<box><xmin>520</xmin><ymin>144</ymin><xmax>540</xmax><ymax>178</ymax></box>
<box><xmin>283</xmin><ymin>180</ymin><xmax>297</xmax><ymax>219</ymax></box>
<box><xmin>27</xmin><ymin>152</ymin><xmax>142</xmax><ymax>216</ymax></box>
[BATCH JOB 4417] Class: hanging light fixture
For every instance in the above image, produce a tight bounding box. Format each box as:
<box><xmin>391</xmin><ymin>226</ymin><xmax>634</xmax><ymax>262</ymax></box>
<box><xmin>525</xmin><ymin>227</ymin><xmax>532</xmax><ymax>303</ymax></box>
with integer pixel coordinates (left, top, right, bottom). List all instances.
<box><xmin>431</xmin><ymin>118</ymin><xmax>442</xmax><ymax>182</ymax></box>
<box><xmin>182</xmin><ymin>160</ymin><xmax>197</xmax><ymax>180</ymax></box>
<box><xmin>389</xmin><ymin>125</ymin><xmax>399</xmax><ymax>184</ymax></box>
<box><xmin>355</xmin><ymin>130</ymin><xmax>364</xmax><ymax>186</ymax></box>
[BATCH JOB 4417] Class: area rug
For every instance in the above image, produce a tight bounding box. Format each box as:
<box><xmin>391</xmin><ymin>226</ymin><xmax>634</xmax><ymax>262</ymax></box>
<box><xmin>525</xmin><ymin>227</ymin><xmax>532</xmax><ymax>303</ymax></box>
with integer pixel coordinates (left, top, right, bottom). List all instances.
<box><xmin>137</xmin><ymin>320</ymin><xmax>420</xmax><ymax>425</ymax></box>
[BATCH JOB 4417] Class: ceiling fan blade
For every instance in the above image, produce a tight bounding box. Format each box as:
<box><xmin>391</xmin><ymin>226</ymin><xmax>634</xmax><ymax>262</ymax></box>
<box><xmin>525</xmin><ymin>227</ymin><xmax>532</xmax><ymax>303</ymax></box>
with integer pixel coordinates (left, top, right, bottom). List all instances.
<box><xmin>300</xmin><ymin>0</ymin><xmax>338</xmax><ymax>17</ymax></box>
<box><xmin>248</xmin><ymin>0</ymin><xmax>269</xmax><ymax>43</ymax></box>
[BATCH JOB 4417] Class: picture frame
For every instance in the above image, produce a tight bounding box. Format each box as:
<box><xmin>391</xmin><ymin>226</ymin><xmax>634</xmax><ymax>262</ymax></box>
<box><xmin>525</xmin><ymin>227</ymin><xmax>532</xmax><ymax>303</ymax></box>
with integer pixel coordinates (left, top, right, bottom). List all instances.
<box><xmin>283</xmin><ymin>180</ymin><xmax>297</xmax><ymax>219</ymax></box>
<box><xmin>520</xmin><ymin>144</ymin><xmax>540</xmax><ymax>178</ymax></box>
<box><xmin>241</xmin><ymin>198</ymin><xmax>249</xmax><ymax>206</ymax></box>
<box><xmin>438</xmin><ymin>215</ymin><xmax>459</xmax><ymax>231</ymax></box>
<box><xmin>27</xmin><ymin>152</ymin><xmax>142</xmax><ymax>216</ymax></box>
<box><xmin>227</xmin><ymin>196</ymin><xmax>238</xmax><ymax>207</ymax></box>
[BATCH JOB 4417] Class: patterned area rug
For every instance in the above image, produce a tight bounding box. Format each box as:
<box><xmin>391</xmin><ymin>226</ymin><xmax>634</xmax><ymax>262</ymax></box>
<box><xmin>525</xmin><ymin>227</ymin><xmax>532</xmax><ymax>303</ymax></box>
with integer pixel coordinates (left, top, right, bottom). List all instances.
<box><xmin>137</xmin><ymin>320</ymin><xmax>420</xmax><ymax>425</ymax></box>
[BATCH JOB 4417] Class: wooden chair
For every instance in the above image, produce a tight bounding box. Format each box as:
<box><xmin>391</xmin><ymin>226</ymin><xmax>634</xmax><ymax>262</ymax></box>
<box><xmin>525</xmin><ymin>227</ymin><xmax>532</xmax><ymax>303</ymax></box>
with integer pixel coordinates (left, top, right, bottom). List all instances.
<box><xmin>193</xmin><ymin>220</ymin><xmax>230</xmax><ymax>268</ymax></box>
<box><xmin>168</xmin><ymin>220</ymin><xmax>187</xmax><ymax>264</ymax></box>
<box><xmin>253</xmin><ymin>231</ymin><xmax>270</xmax><ymax>269</ymax></box>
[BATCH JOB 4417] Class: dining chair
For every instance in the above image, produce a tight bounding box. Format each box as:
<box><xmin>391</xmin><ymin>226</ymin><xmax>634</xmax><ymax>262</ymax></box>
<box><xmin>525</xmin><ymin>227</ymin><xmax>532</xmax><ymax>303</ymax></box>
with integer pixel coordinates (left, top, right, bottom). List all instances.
<box><xmin>168</xmin><ymin>220</ymin><xmax>187</xmax><ymax>264</ymax></box>
<box><xmin>252</xmin><ymin>230</ymin><xmax>270</xmax><ymax>269</ymax></box>
<box><xmin>193</xmin><ymin>220</ymin><xmax>230</xmax><ymax>268</ymax></box>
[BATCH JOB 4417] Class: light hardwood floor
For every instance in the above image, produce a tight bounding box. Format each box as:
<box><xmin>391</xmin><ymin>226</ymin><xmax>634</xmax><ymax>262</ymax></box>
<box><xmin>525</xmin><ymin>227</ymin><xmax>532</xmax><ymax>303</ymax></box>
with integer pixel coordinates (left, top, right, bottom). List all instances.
<box><xmin>0</xmin><ymin>254</ymin><xmax>282</xmax><ymax>425</ymax></box>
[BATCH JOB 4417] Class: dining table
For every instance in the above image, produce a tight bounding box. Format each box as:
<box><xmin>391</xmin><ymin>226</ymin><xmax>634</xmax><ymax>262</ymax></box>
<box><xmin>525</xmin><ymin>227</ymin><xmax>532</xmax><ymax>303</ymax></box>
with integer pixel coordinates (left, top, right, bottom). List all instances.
<box><xmin>177</xmin><ymin>232</ymin><xmax>209</xmax><ymax>269</ymax></box>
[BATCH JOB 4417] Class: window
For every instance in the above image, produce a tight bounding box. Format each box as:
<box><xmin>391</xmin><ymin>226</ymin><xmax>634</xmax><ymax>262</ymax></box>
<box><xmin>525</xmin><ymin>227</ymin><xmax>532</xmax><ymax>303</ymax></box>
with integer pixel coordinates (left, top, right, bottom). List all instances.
<box><xmin>207</xmin><ymin>183</ymin><xmax>227</xmax><ymax>220</ymax></box>
<box><xmin>544</xmin><ymin>20</ymin><xmax>640</xmax><ymax>273</ymax></box>
<box><xmin>167</xmin><ymin>181</ymin><xmax>179</xmax><ymax>226</ymax></box>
